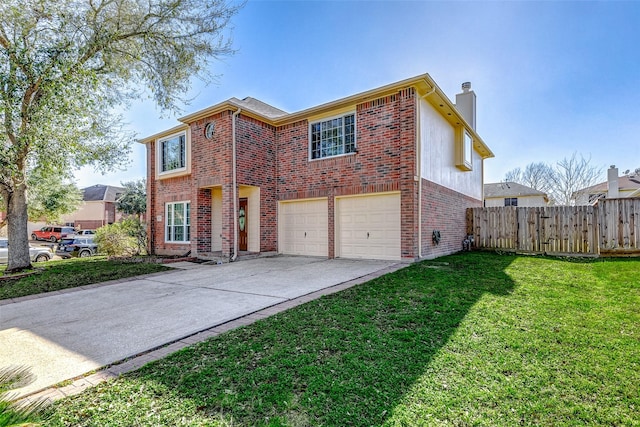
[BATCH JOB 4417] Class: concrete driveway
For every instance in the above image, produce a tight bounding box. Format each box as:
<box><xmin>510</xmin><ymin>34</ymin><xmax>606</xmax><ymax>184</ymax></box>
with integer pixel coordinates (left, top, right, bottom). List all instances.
<box><xmin>0</xmin><ymin>256</ymin><xmax>403</xmax><ymax>398</ymax></box>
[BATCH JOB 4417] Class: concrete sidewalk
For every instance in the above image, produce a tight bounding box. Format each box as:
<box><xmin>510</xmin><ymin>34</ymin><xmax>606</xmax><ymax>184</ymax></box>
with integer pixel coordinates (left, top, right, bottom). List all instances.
<box><xmin>0</xmin><ymin>256</ymin><xmax>405</xmax><ymax>401</ymax></box>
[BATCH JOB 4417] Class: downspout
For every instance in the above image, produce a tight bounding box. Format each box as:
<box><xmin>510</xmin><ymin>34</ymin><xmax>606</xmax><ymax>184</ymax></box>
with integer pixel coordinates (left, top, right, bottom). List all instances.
<box><xmin>417</xmin><ymin>86</ymin><xmax>436</xmax><ymax>259</ymax></box>
<box><xmin>231</xmin><ymin>108</ymin><xmax>242</xmax><ymax>261</ymax></box>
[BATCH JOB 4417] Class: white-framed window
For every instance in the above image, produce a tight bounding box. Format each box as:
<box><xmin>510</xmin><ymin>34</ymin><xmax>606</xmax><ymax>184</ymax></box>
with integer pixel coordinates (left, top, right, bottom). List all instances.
<box><xmin>310</xmin><ymin>113</ymin><xmax>356</xmax><ymax>160</ymax></box>
<box><xmin>463</xmin><ymin>130</ymin><xmax>473</xmax><ymax>169</ymax></box>
<box><xmin>159</xmin><ymin>132</ymin><xmax>186</xmax><ymax>173</ymax></box>
<box><xmin>166</xmin><ymin>201</ymin><xmax>190</xmax><ymax>243</ymax></box>
<box><xmin>455</xmin><ymin>127</ymin><xmax>473</xmax><ymax>171</ymax></box>
<box><xmin>504</xmin><ymin>198</ymin><xmax>518</xmax><ymax>207</ymax></box>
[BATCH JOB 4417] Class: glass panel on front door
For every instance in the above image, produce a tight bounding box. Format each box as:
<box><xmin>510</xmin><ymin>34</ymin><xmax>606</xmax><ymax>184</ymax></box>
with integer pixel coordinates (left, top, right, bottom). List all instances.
<box><xmin>239</xmin><ymin>198</ymin><xmax>248</xmax><ymax>251</ymax></box>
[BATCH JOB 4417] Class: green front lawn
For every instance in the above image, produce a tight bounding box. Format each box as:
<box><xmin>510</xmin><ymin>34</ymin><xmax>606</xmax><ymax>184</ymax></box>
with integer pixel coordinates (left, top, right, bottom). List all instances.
<box><xmin>0</xmin><ymin>257</ymin><xmax>171</xmax><ymax>300</ymax></box>
<box><xmin>39</xmin><ymin>253</ymin><xmax>640</xmax><ymax>426</ymax></box>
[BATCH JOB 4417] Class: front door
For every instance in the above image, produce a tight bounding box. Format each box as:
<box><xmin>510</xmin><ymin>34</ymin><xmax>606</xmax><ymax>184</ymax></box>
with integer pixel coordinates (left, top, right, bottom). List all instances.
<box><xmin>239</xmin><ymin>198</ymin><xmax>248</xmax><ymax>251</ymax></box>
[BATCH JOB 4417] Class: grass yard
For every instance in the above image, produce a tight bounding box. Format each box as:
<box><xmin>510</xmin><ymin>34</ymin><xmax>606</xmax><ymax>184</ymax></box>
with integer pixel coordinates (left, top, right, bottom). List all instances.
<box><xmin>0</xmin><ymin>257</ymin><xmax>172</xmax><ymax>300</ymax></box>
<box><xmin>41</xmin><ymin>253</ymin><xmax>639</xmax><ymax>426</ymax></box>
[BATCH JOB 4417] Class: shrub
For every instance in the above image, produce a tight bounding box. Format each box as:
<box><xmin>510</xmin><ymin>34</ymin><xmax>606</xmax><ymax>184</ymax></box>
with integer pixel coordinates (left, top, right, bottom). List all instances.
<box><xmin>94</xmin><ymin>217</ymin><xmax>147</xmax><ymax>257</ymax></box>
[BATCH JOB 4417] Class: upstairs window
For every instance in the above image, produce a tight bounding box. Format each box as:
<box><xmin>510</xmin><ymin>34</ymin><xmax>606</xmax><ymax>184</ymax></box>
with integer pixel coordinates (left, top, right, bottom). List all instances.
<box><xmin>455</xmin><ymin>128</ymin><xmax>473</xmax><ymax>171</ymax></box>
<box><xmin>310</xmin><ymin>113</ymin><xmax>356</xmax><ymax>160</ymax></box>
<box><xmin>160</xmin><ymin>133</ymin><xmax>186</xmax><ymax>173</ymax></box>
<box><xmin>463</xmin><ymin>131</ymin><xmax>473</xmax><ymax>168</ymax></box>
<box><xmin>504</xmin><ymin>198</ymin><xmax>518</xmax><ymax>207</ymax></box>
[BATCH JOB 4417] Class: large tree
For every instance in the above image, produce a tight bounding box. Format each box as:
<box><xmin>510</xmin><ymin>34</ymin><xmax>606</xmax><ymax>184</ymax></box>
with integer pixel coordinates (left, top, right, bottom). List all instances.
<box><xmin>0</xmin><ymin>0</ymin><xmax>240</xmax><ymax>272</ymax></box>
<box><xmin>504</xmin><ymin>162</ymin><xmax>555</xmax><ymax>195</ymax></box>
<box><xmin>504</xmin><ymin>153</ymin><xmax>603</xmax><ymax>205</ymax></box>
<box><xmin>549</xmin><ymin>154</ymin><xmax>603</xmax><ymax>205</ymax></box>
<box><xmin>0</xmin><ymin>168</ymin><xmax>82</xmax><ymax>230</ymax></box>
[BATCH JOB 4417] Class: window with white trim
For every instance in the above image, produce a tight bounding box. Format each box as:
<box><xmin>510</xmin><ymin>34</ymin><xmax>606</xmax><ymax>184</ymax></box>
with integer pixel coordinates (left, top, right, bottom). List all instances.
<box><xmin>504</xmin><ymin>198</ymin><xmax>518</xmax><ymax>207</ymax></box>
<box><xmin>166</xmin><ymin>202</ymin><xmax>190</xmax><ymax>242</ymax></box>
<box><xmin>463</xmin><ymin>131</ymin><xmax>473</xmax><ymax>168</ymax></box>
<box><xmin>160</xmin><ymin>133</ymin><xmax>186</xmax><ymax>173</ymax></box>
<box><xmin>310</xmin><ymin>113</ymin><xmax>356</xmax><ymax>159</ymax></box>
<box><xmin>455</xmin><ymin>128</ymin><xmax>473</xmax><ymax>171</ymax></box>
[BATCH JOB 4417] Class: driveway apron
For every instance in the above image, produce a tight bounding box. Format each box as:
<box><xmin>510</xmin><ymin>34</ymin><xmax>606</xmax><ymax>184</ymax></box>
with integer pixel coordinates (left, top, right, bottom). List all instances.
<box><xmin>0</xmin><ymin>257</ymin><xmax>397</xmax><ymax>397</ymax></box>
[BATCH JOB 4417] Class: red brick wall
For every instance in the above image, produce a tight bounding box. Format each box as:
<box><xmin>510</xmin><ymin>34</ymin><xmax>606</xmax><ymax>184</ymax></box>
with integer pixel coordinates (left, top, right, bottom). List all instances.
<box><xmin>147</xmin><ymin>111</ymin><xmax>280</xmax><ymax>257</ymax></box>
<box><xmin>236</xmin><ymin>115</ymin><xmax>277</xmax><ymax>252</ymax></box>
<box><xmin>146</xmin><ymin>85</ymin><xmax>482</xmax><ymax>261</ymax></box>
<box><xmin>276</xmin><ymin>88</ymin><xmax>418</xmax><ymax>258</ymax></box>
<box><xmin>148</xmin><ymin>174</ymin><xmax>194</xmax><ymax>256</ymax></box>
<box><xmin>196</xmin><ymin>188</ymin><xmax>212</xmax><ymax>253</ymax></box>
<box><xmin>75</xmin><ymin>220</ymin><xmax>104</xmax><ymax>230</ymax></box>
<box><xmin>147</xmin><ymin>139</ymin><xmax>192</xmax><ymax>256</ymax></box>
<box><xmin>147</xmin><ymin>112</ymin><xmax>235</xmax><ymax>256</ymax></box>
<box><xmin>191</xmin><ymin>112</ymin><xmax>234</xmax><ymax>256</ymax></box>
<box><xmin>421</xmin><ymin>179</ymin><xmax>481</xmax><ymax>258</ymax></box>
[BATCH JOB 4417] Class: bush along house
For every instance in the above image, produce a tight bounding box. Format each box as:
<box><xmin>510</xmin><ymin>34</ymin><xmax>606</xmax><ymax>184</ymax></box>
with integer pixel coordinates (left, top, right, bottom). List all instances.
<box><xmin>139</xmin><ymin>73</ymin><xmax>494</xmax><ymax>262</ymax></box>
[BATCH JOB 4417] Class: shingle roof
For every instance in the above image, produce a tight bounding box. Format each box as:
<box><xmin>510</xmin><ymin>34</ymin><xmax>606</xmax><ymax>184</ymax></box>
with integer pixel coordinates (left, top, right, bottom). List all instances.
<box><xmin>229</xmin><ymin>97</ymin><xmax>288</xmax><ymax>119</ymax></box>
<box><xmin>575</xmin><ymin>175</ymin><xmax>640</xmax><ymax>194</ymax></box>
<box><xmin>161</xmin><ymin>73</ymin><xmax>493</xmax><ymax>159</ymax></box>
<box><xmin>82</xmin><ymin>185</ymin><xmax>125</xmax><ymax>202</ymax></box>
<box><xmin>484</xmin><ymin>182</ymin><xmax>547</xmax><ymax>198</ymax></box>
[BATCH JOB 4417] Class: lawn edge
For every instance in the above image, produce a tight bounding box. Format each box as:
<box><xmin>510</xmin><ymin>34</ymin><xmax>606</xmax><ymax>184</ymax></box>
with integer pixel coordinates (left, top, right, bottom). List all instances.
<box><xmin>14</xmin><ymin>262</ymin><xmax>408</xmax><ymax>405</ymax></box>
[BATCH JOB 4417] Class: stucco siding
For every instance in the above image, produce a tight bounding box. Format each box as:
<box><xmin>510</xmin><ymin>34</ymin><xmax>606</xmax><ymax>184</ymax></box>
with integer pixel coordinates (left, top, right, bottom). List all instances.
<box><xmin>419</xmin><ymin>99</ymin><xmax>483</xmax><ymax>201</ymax></box>
<box><xmin>60</xmin><ymin>202</ymin><xmax>103</xmax><ymax>224</ymax></box>
<box><xmin>60</xmin><ymin>201</ymin><xmax>121</xmax><ymax>229</ymax></box>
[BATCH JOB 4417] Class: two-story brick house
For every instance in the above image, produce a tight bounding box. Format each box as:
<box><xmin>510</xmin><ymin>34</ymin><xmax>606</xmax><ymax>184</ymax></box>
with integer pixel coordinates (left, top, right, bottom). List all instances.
<box><xmin>140</xmin><ymin>73</ymin><xmax>494</xmax><ymax>261</ymax></box>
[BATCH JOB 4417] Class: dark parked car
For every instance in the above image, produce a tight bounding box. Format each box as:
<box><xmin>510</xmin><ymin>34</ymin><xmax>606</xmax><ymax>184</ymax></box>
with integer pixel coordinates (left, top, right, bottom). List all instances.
<box><xmin>56</xmin><ymin>236</ymin><xmax>98</xmax><ymax>258</ymax></box>
<box><xmin>32</xmin><ymin>226</ymin><xmax>76</xmax><ymax>243</ymax></box>
<box><xmin>0</xmin><ymin>238</ymin><xmax>52</xmax><ymax>263</ymax></box>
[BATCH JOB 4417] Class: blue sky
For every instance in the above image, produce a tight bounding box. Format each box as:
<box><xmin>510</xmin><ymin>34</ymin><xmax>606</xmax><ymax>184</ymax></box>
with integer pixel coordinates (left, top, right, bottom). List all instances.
<box><xmin>77</xmin><ymin>0</ymin><xmax>640</xmax><ymax>188</ymax></box>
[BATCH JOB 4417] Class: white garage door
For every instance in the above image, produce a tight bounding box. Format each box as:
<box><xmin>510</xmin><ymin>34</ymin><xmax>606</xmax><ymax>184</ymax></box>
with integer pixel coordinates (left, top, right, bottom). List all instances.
<box><xmin>336</xmin><ymin>192</ymin><xmax>401</xmax><ymax>261</ymax></box>
<box><xmin>278</xmin><ymin>198</ymin><xmax>328</xmax><ymax>257</ymax></box>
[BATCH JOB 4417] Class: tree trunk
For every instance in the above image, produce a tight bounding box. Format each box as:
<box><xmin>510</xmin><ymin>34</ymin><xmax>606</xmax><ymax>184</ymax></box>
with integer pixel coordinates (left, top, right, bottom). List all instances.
<box><xmin>6</xmin><ymin>183</ymin><xmax>33</xmax><ymax>273</ymax></box>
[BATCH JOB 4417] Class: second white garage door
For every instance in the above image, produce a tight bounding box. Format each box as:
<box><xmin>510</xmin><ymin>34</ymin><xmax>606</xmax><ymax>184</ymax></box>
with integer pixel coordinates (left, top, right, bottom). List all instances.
<box><xmin>336</xmin><ymin>192</ymin><xmax>401</xmax><ymax>261</ymax></box>
<box><xmin>278</xmin><ymin>198</ymin><xmax>328</xmax><ymax>257</ymax></box>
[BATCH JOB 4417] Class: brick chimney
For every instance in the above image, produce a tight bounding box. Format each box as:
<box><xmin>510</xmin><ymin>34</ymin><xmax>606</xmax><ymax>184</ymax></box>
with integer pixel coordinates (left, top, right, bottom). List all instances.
<box><xmin>455</xmin><ymin>82</ymin><xmax>476</xmax><ymax>130</ymax></box>
<box><xmin>607</xmin><ymin>165</ymin><xmax>619</xmax><ymax>199</ymax></box>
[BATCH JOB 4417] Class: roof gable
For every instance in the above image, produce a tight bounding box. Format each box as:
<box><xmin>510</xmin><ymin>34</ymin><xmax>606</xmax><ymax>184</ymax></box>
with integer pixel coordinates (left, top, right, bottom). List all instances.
<box><xmin>140</xmin><ymin>73</ymin><xmax>494</xmax><ymax>159</ymax></box>
<box><xmin>82</xmin><ymin>185</ymin><xmax>125</xmax><ymax>202</ymax></box>
<box><xmin>229</xmin><ymin>97</ymin><xmax>288</xmax><ymax>119</ymax></box>
<box><xmin>484</xmin><ymin>182</ymin><xmax>548</xmax><ymax>198</ymax></box>
<box><xmin>575</xmin><ymin>175</ymin><xmax>640</xmax><ymax>194</ymax></box>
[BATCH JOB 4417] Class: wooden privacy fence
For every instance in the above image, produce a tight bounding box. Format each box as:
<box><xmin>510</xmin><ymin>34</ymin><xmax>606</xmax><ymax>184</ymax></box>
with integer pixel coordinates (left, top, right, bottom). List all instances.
<box><xmin>468</xmin><ymin>198</ymin><xmax>640</xmax><ymax>256</ymax></box>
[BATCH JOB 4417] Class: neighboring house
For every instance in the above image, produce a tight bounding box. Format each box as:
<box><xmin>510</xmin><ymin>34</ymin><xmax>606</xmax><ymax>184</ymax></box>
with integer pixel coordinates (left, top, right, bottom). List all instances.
<box><xmin>484</xmin><ymin>182</ymin><xmax>549</xmax><ymax>207</ymax></box>
<box><xmin>60</xmin><ymin>184</ymin><xmax>125</xmax><ymax>230</ymax></box>
<box><xmin>140</xmin><ymin>73</ymin><xmax>494</xmax><ymax>261</ymax></box>
<box><xmin>0</xmin><ymin>184</ymin><xmax>124</xmax><ymax>237</ymax></box>
<box><xmin>574</xmin><ymin>166</ymin><xmax>640</xmax><ymax>205</ymax></box>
